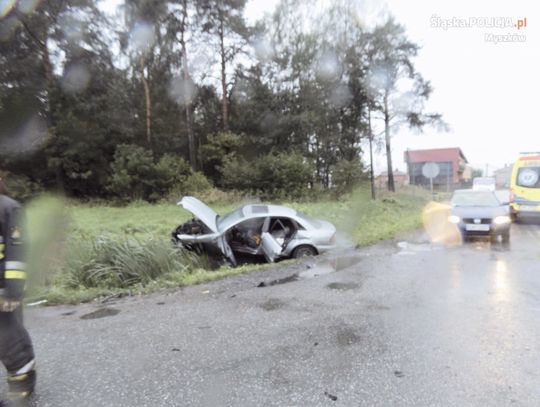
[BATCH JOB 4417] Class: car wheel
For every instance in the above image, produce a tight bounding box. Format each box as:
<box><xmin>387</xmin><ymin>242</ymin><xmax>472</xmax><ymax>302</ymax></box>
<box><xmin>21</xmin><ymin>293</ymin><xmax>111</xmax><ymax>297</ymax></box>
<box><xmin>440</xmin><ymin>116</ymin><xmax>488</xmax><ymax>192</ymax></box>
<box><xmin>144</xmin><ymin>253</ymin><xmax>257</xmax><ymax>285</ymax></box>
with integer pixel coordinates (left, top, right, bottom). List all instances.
<box><xmin>292</xmin><ymin>245</ymin><xmax>317</xmax><ymax>258</ymax></box>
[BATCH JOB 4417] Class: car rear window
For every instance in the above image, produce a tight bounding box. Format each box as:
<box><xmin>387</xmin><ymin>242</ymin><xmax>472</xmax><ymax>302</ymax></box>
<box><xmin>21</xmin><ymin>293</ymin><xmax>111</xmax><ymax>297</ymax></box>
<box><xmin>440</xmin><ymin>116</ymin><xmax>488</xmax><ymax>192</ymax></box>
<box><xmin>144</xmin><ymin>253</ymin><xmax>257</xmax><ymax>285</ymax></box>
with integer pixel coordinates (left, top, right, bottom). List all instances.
<box><xmin>296</xmin><ymin>211</ymin><xmax>322</xmax><ymax>228</ymax></box>
<box><xmin>451</xmin><ymin>191</ymin><xmax>500</xmax><ymax>207</ymax></box>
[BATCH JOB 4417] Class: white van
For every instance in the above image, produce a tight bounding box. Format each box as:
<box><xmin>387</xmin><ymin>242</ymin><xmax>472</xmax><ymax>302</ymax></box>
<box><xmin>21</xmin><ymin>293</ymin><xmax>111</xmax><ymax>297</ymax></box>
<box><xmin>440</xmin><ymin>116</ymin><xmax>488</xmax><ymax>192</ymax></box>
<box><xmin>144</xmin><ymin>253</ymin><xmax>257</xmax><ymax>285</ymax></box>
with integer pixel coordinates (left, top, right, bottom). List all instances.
<box><xmin>472</xmin><ymin>177</ymin><xmax>496</xmax><ymax>191</ymax></box>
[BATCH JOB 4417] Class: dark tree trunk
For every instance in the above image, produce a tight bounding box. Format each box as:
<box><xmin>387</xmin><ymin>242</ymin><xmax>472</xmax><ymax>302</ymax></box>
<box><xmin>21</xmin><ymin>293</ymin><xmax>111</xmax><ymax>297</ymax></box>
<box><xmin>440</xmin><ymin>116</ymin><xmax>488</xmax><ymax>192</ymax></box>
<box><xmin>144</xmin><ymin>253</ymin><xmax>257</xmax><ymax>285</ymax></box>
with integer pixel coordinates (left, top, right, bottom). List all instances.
<box><xmin>180</xmin><ymin>0</ymin><xmax>197</xmax><ymax>169</ymax></box>
<box><xmin>383</xmin><ymin>91</ymin><xmax>395</xmax><ymax>192</ymax></box>
<box><xmin>139</xmin><ymin>55</ymin><xmax>152</xmax><ymax>146</ymax></box>
<box><xmin>368</xmin><ymin>107</ymin><xmax>376</xmax><ymax>200</ymax></box>
<box><xmin>218</xmin><ymin>5</ymin><xmax>229</xmax><ymax>132</ymax></box>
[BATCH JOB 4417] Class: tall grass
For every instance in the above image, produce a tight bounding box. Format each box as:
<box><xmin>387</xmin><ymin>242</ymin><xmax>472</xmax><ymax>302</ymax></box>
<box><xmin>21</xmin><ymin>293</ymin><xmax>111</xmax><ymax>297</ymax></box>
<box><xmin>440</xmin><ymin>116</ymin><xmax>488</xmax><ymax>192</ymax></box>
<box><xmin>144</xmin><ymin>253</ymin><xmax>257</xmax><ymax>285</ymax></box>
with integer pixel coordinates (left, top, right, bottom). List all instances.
<box><xmin>57</xmin><ymin>236</ymin><xmax>204</xmax><ymax>289</ymax></box>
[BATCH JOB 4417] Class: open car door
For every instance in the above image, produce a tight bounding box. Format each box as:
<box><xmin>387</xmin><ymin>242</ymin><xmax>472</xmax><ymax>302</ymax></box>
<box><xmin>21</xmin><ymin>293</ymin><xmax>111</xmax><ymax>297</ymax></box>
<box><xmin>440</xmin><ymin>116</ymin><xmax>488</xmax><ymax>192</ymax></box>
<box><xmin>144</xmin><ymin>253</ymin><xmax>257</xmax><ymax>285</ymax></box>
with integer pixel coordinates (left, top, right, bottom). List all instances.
<box><xmin>261</xmin><ymin>232</ymin><xmax>283</xmax><ymax>263</ymax></box>
<box><xmin>217</xmin><ymin>236</ymin><xmax>236</xmax><ymax>267</ymax></box>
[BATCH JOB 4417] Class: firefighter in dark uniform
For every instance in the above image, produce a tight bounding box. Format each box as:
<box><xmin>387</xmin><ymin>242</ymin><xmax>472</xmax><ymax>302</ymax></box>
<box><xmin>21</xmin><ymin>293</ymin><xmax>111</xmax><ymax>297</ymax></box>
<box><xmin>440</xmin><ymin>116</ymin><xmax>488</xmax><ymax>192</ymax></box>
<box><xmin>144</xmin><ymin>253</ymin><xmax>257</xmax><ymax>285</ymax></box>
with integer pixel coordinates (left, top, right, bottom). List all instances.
<box><xmin>0</xmin><ymin>179</ymin><xmax>36</xmax><ymax>404</ymax></box>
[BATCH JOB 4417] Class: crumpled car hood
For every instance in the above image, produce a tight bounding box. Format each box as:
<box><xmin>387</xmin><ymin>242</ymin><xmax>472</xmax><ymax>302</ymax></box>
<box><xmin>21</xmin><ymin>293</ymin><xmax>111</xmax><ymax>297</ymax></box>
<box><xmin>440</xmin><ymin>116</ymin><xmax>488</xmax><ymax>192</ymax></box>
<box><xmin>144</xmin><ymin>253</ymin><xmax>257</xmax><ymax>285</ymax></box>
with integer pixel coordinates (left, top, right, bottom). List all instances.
<box><xmin>177</xmin><ymin>196</ymin><xmax>219</xmax><ymax>233</ymax></box>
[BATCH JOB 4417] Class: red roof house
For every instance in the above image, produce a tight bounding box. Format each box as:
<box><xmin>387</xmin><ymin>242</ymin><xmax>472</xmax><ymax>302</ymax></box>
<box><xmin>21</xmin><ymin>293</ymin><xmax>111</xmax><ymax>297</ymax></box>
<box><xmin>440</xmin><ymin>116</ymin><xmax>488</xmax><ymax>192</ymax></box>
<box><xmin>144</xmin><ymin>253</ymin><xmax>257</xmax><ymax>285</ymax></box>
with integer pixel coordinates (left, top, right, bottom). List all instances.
<box><xmin>404</xmin><ymin>147</ymin><xmax>468</xmax><ymax>185</ymax></box>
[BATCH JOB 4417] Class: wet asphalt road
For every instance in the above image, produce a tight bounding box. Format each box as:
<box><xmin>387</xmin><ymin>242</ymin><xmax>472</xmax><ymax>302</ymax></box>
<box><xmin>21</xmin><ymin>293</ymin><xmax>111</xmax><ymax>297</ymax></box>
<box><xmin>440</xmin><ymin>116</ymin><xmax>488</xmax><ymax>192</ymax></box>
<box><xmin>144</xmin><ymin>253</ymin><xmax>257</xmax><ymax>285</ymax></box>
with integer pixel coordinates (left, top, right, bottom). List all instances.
<box><xmin>6</xmin><ymin>223</ymin><xmax>540</xmax><ymax>406</ymax></box>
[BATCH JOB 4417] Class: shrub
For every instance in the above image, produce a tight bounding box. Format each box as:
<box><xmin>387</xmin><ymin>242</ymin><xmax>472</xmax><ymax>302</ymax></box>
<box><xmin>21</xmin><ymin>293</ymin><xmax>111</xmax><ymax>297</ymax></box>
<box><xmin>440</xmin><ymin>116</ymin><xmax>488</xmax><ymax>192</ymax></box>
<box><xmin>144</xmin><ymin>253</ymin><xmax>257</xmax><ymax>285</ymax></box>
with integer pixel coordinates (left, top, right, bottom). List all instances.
<box><xmin>107</xmin><ymin>144</ymin><xmax>156</xmax><ymax>201</ymax></box>
<box><xmin>0</xmin><ymin>171</ymin><xmax>43</xmax><ymax>202</ymax></box>
<box><xmin>200</xmin><ymin>132</ymin><xmax>244</xmax><ymax>184</ymax></box>
<box><xmin>154</xmin><ymin>154</ymin><xmax>192</xmax><ymax>187</ymax></box>
<box><xmin>221</xmin><ymin>157</ymin><xmax>253</xmax><ymax>191</ymax></box>
<box><xmin>181</xmin><ymin>171</ymin><xmax>213</xmax><ymax>195</ymax></box>
<box><xmin>331</xmin><ymin>158</ymin><xmax>365</xmax><ymax>196</ymax></box>
<box><xmin>221</xmin><ymin>152</ymin><xmax>313</xmax><ymax>200</ymax></box>
<box><xmin>108</xmin><ymin>145</ymin><xmax>214</xmax><ymax>203</ymax></box>
<box><xmin>256</xmin><ymin>152</ymin><xmax>313</xmax><ymax>199</ymax></box>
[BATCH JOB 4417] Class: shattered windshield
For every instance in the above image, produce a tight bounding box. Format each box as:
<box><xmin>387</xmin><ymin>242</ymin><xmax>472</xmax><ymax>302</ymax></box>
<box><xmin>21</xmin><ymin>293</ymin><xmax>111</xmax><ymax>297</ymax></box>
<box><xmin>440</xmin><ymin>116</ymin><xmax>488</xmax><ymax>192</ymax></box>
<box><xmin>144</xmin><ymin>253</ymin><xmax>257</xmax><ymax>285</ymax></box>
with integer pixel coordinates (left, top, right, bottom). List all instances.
<box><xmin>217</xmin><ymin>207</ymin><xmax>245</xmax><ymax>231</ymax></box>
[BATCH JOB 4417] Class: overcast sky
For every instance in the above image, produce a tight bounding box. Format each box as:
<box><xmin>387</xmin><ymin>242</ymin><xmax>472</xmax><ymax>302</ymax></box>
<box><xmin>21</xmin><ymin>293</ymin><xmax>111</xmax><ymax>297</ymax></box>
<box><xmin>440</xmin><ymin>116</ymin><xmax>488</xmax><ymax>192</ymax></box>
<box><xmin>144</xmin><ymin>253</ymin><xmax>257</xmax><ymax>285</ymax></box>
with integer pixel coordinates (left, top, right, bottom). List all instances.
<box><xmin>104</xmin><ymin>0</ymin><xmax>538</xmax><ymax>175</ymax></box>
<box><xmin>380</xmin><ymin>0</ymin><xmax>538</xmax><ymax>176</ymax></box>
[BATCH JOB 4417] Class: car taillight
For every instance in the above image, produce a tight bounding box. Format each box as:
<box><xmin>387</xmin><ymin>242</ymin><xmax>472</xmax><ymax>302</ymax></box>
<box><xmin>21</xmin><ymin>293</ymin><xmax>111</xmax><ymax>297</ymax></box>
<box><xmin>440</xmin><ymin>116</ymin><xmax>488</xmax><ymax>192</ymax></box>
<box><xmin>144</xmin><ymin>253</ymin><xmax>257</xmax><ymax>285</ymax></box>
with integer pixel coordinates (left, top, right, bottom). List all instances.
<box><xmin>509</xmin><ymin>188</ymin><xmax>515</xmax><ymax>203</ymax></box>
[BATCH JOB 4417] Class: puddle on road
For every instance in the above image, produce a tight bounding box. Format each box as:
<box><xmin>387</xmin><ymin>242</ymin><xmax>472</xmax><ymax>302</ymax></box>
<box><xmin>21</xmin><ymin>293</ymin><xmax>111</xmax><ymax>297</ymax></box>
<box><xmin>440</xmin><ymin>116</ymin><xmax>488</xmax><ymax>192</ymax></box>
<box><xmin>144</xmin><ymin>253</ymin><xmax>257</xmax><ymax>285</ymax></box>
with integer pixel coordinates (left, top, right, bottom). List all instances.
<box><xmin>336</xmin><ymin>326</ymin><xmax>363</xmax><ymax>347</ymax></box>
<box><xmin>299</xmin><ymin>256</ymin><xmax>362</xmax><ymax>279</ymax></box>
<box><xmin>258</xmin><ymin>255</ymin><xmax>363</xmax><ymax>287</ymax></box>
<box><xmin>80</xmin><ymin>307</ymin><xmax>121</xmax><ymax>320</ymax></box>
<box><xmin>490</xmin><ymin>242</ymin><xmax>511</xmax><ymax>252</ymax></box>
<box><xmin>260</xmin><ymin>298</ymin><xmax>286</xmax><ymax>311</ymax></box>
<box><xmin>326</xmin><ymin>282</ymin><xmax>359</xmax><ymax>290</ymax></box>
<box><xmin>396</xmin><ymin>241</ymin><xmax>444</xmax><ymax>256</ymax></box>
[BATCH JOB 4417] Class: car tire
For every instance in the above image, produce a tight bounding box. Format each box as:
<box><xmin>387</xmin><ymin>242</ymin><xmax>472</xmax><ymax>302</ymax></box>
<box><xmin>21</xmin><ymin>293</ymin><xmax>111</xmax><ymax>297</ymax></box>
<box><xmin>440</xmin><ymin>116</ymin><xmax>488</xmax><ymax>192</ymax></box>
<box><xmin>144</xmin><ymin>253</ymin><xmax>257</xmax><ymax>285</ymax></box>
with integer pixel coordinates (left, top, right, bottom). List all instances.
<box><xmin>292</xmin><ymin>245</ymin><xmax>318</xmax><ymax>258</ymax></box>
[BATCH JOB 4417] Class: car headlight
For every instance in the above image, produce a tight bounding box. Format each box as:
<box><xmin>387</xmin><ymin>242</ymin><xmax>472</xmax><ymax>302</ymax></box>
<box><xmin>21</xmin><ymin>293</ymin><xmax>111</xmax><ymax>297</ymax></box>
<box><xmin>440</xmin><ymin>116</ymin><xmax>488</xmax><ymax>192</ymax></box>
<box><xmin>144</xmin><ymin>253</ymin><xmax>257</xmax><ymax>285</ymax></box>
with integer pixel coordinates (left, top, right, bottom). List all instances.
<box><xmin>493</xmin><ymin>215</ymin><xmax>511</xmax><ymax>225</ymax></box>
<box><xmin>448</xmin><ymin>215</ymin><xmax>461</xmax><ymax>224</ymax></box>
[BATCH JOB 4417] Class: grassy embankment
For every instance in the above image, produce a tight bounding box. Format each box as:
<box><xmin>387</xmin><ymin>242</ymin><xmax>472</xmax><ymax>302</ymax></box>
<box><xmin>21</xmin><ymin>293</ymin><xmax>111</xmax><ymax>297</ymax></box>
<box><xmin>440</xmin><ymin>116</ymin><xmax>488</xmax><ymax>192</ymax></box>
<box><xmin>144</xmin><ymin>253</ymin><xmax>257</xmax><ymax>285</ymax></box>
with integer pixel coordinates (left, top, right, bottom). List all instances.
<box><xmin>25</xmin><ymin>187</ymin><xmax>432</xmax><ymax>304</ymax></box>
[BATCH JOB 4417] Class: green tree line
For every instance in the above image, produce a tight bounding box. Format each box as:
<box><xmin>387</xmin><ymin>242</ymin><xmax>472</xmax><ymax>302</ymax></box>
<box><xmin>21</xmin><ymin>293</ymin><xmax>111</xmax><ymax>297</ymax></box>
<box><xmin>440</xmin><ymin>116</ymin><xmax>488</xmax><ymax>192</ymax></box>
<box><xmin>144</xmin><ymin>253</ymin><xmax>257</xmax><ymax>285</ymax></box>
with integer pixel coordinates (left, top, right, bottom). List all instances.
<box><xmin>0</xmin><ymin>0</ymin><xmax>442</xmax><ymax>202</ymax></box>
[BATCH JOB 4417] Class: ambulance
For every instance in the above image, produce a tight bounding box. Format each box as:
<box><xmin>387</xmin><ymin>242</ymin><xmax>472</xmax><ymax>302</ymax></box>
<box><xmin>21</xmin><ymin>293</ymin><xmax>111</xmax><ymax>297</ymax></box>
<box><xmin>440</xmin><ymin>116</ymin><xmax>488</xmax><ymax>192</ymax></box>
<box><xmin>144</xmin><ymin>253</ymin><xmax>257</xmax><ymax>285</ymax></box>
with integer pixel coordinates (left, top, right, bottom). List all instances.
<box><xmin>510</xmin><ymin>152</ymin><xmax>540</xmax><ymax>221</ymax></box>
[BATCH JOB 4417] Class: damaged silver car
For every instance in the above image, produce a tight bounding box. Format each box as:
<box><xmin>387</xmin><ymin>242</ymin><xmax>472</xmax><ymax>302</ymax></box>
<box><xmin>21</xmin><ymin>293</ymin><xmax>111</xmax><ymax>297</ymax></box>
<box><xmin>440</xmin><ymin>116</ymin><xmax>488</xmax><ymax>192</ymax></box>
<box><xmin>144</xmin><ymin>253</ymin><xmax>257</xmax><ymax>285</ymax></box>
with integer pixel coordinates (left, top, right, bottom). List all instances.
<box><xmin>172</xmin><ymin>196</ymin><xmax>337</xmax><ymax>266</ymax></box>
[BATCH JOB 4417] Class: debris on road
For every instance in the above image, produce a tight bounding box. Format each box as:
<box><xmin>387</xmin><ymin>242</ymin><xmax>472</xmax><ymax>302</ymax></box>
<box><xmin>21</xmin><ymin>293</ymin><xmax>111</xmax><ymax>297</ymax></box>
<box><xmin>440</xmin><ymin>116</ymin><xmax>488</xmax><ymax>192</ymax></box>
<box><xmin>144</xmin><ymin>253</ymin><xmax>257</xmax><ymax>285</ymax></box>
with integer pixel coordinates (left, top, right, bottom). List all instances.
<box><xmin>324</xmin><ymin>391</ymin><xmax>338</xmax><ymax>401</ymax></box>
<box><xmin>80</xmin><ymin>307</ymin><xmax>121</xmax><ymax>320</ymax></box>
<box><xmin>257</xmin><ymin>274</ymin><xmax>298</xmax><ymax>287</ymax></box>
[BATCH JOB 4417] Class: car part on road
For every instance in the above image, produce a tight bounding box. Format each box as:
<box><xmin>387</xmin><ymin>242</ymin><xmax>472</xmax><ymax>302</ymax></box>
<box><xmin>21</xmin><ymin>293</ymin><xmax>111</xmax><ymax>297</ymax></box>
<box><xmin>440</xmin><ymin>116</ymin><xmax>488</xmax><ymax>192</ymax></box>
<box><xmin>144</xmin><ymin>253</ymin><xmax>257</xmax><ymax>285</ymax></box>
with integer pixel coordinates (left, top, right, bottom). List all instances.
<box><xmin>79</xmin><ymin>308</ymin><xmax>120</xmax><ymax>320</ymax></box>
<box><xmin>324</xmin><ymin>391</ymin><xmax>338</xmax><ymax>401</ymax></box>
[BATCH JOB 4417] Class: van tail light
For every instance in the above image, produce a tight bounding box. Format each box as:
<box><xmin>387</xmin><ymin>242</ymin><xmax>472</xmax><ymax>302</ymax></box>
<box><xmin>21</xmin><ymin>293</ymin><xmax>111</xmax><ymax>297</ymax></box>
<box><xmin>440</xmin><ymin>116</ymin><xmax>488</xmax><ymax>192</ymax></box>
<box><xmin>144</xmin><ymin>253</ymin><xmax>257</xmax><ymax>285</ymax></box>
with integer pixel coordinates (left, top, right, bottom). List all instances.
<box><xmin>509</xmin><ymin>188</ymin><xmax>515</xmax><ymax>203</ymax></box>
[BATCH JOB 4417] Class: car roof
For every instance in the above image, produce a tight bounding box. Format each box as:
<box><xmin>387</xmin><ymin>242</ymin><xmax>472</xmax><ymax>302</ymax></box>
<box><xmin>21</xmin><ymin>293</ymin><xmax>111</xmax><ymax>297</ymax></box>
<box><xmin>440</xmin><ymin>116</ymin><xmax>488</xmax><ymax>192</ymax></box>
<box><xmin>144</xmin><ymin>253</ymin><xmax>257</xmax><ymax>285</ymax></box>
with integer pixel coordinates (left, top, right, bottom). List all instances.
<box><xmin>241</xmin><ymin>204</ymin><xmax>297</xmax><ymax>218</ymax></box>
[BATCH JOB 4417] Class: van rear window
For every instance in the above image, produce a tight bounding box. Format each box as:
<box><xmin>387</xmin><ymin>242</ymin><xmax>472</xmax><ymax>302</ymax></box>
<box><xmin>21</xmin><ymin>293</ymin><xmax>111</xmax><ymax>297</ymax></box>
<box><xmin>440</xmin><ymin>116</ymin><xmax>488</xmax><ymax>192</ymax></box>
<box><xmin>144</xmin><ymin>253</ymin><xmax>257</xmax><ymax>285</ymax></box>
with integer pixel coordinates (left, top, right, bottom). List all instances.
<box><xmin>517</xmin><ymin>167</ymin><xmax>540</xmax><ymax>188</ymax></box>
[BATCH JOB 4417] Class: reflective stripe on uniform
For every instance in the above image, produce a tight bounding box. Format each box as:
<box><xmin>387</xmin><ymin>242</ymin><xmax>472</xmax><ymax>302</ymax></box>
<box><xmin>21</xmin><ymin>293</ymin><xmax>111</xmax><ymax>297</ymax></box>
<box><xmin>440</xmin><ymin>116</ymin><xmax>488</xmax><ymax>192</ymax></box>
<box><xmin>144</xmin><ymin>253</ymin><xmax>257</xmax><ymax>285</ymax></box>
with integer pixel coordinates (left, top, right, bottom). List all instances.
<box><xmin>15</xmin><ymin>359</ymin><xmax>35</xmax><ymax>375</ymax></box>
<box><xmin>5</xmin><ymin>261</ymin><xmax>26</xmax><ymax>270</ymax></box>
<box><xmin>8</xmin><ymin>373</ymin><xmax>28</xmax><ymax>382</ymax></box>
<box><xmin>4</xmin><ymin>270</ymin><xmax>26</xmax><ymax>280</ymax></box>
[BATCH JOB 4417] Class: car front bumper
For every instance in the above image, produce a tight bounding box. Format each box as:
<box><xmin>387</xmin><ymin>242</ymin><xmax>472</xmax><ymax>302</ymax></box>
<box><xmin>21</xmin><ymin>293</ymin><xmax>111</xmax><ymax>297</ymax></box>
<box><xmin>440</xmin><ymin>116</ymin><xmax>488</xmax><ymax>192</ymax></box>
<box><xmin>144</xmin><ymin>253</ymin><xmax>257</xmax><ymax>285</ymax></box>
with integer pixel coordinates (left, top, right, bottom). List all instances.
<box><xmin>457</xmin><ymin>222</ymin><xmax>510</xmax><ymax>236</ymax></box>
